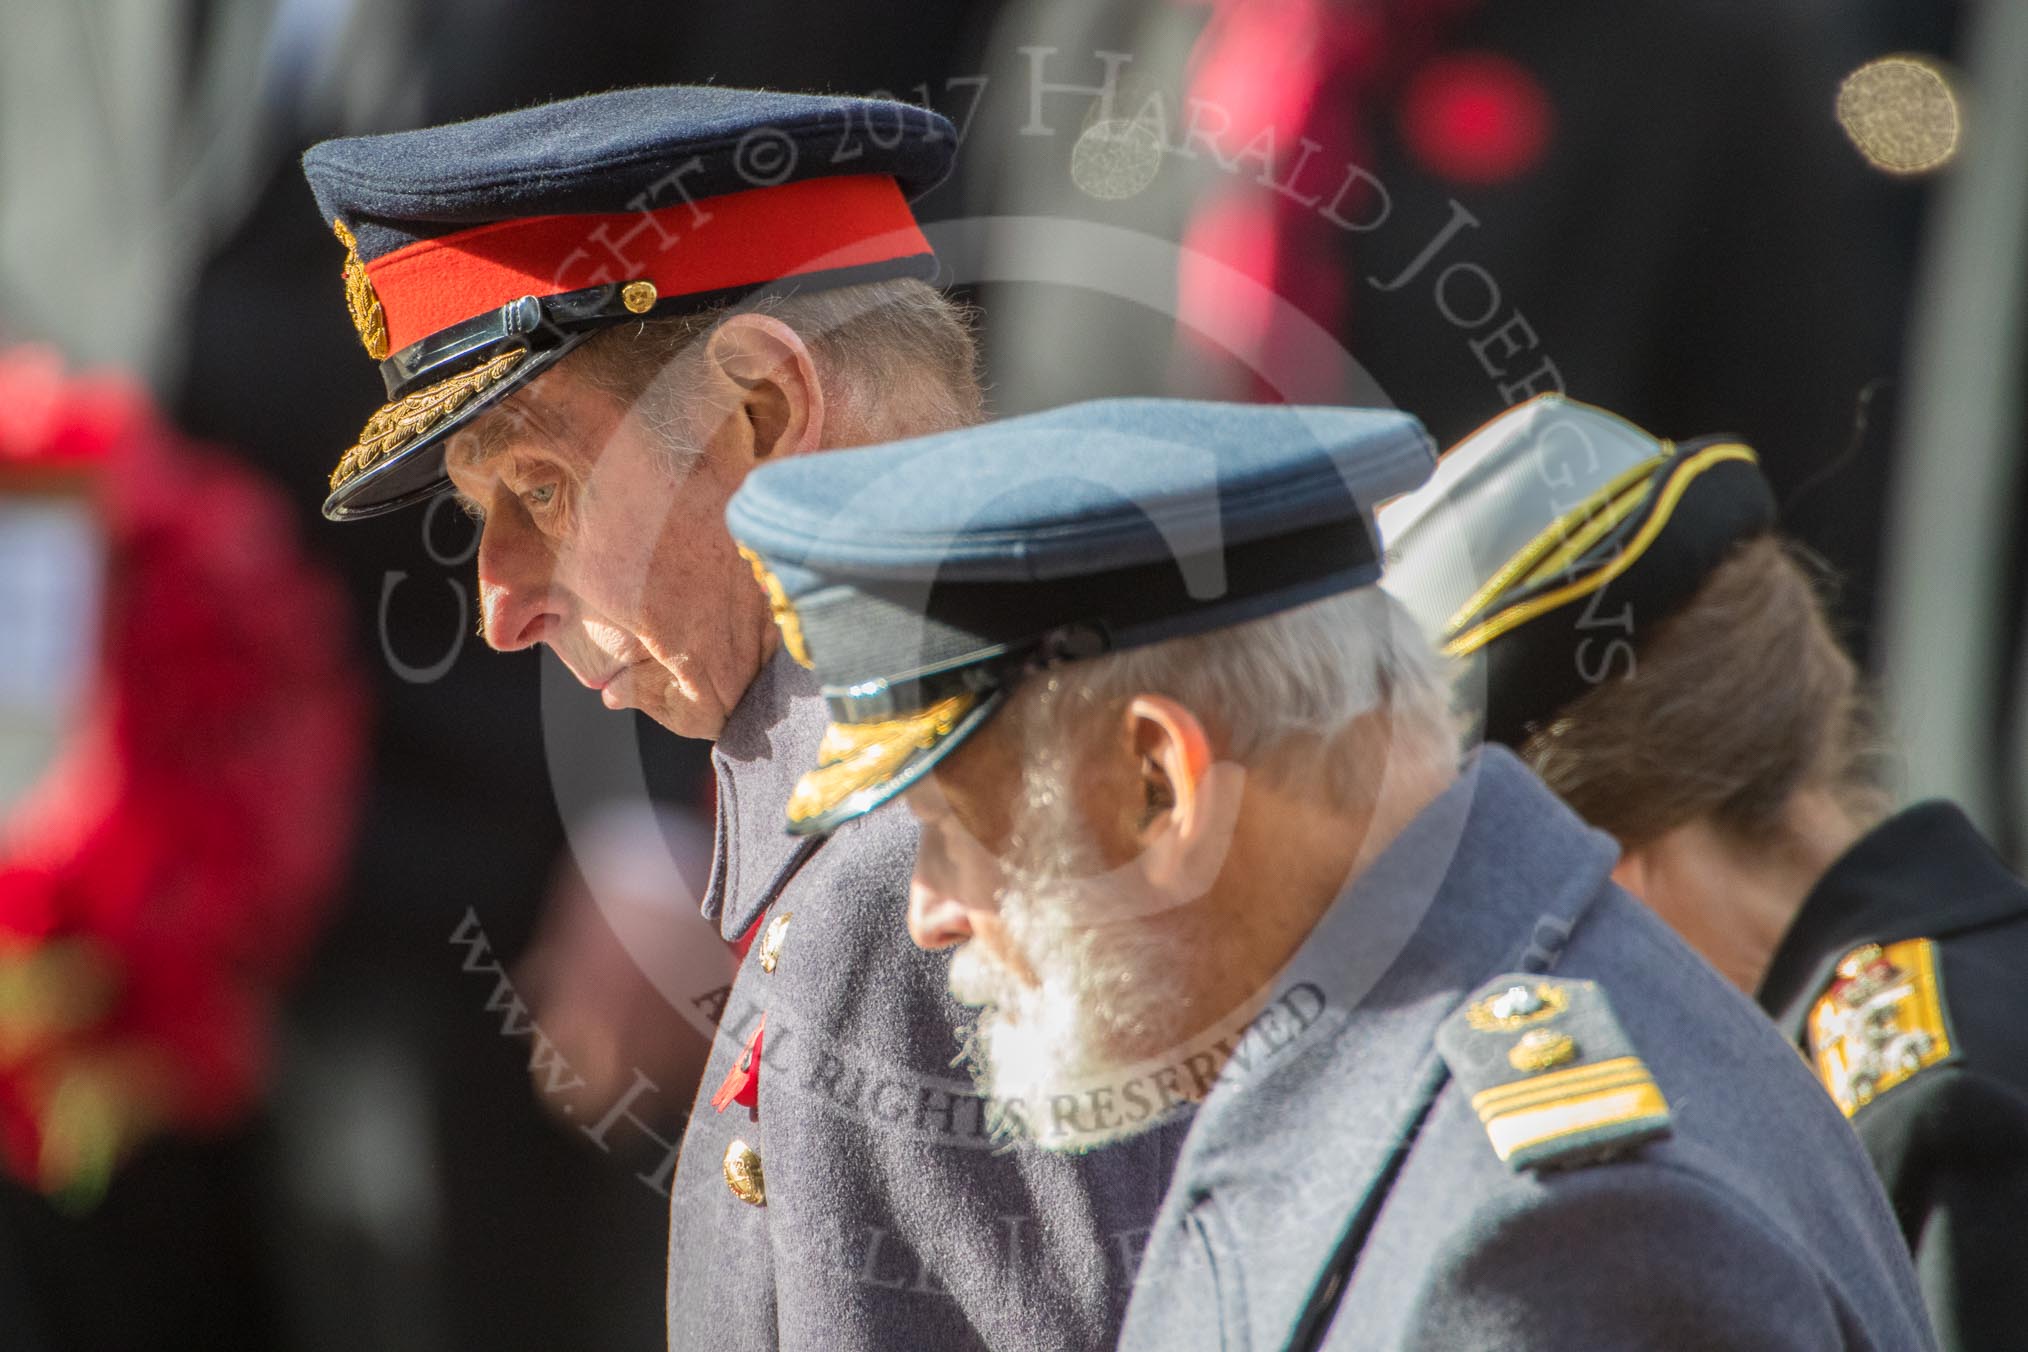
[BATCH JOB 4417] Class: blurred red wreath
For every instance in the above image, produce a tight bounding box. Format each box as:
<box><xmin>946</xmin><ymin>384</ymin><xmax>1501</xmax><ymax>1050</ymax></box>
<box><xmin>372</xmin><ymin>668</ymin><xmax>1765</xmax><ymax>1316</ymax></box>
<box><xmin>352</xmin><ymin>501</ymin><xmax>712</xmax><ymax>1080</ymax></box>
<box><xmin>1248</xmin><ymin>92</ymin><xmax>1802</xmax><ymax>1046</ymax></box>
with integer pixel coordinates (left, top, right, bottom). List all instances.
<box><xmin>0</xmin><ymin>347</ymin><xmax>368</xmax><ymax>1205</ymax></box>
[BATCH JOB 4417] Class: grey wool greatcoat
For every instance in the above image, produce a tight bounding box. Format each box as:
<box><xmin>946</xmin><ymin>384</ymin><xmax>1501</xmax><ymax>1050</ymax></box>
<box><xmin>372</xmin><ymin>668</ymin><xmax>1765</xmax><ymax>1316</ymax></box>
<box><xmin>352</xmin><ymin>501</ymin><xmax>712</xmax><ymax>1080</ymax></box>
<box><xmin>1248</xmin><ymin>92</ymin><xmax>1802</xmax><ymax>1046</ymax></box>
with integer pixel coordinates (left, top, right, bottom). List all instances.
<box><xmin>1121</xmin><ymin>748</ymin><xmax>1937</xmax><ymax>1352</ymax></box>
<box><xmin>665</xmin><ymin>653</ymin><xmax>1186</xmax><ymax>1350</ymax></box>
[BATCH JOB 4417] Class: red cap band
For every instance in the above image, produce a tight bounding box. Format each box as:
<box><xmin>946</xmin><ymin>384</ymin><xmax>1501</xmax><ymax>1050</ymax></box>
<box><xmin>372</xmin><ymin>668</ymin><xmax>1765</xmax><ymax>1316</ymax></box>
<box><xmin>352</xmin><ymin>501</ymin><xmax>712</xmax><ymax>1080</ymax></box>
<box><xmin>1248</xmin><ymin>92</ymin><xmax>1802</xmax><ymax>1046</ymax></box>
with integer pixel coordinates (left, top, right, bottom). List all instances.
<box><xmin>364</xmin><ymin>174</ymin><xmax>930</xmax><ymax>354</ymax></box>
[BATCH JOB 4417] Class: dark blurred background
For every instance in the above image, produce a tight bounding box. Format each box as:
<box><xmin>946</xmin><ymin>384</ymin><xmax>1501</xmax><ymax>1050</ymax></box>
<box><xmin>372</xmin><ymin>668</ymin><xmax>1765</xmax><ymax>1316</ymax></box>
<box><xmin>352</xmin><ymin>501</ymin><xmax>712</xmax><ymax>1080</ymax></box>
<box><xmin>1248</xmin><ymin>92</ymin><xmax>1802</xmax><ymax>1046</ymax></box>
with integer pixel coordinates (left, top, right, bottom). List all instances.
<box><xmin>2</xmin><ymin>1</ymin><xmax>2019</xmax><ymax>1348</ymax></box>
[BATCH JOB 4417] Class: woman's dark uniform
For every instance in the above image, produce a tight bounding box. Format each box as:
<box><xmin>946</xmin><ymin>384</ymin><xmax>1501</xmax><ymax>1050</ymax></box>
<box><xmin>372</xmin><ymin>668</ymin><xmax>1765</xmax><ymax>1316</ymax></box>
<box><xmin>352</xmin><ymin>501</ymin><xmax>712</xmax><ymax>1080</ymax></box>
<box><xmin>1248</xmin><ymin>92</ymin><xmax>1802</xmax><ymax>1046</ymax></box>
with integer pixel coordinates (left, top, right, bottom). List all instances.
<box><xmin>1758</xmin><ymin>802</ymin><xmax>2028</xmax><ymax>1352</ymax></box>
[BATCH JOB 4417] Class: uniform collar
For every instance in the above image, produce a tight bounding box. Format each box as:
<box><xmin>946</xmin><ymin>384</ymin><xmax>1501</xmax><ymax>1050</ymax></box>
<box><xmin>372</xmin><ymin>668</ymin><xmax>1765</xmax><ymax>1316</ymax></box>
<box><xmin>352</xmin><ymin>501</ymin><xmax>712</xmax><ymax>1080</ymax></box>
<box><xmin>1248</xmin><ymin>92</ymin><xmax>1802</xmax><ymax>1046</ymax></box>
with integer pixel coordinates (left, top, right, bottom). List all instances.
<box><xmin>702</xmin><ymin>649</ymin><xmax>829</xmax><ymax>940</ymax></box>
<box><xmin>1278</xmin><ymin>744</ymin><xmax>1617</xmax><ymax>1020</ymax></box>
<box><xmin>1161</xmin><ymin>746</ymin><xmax>1618</xmax><ymax>1346</ymax></box>
<box><xmin>1297</xmin><ymin>745</ymin><xmax>1614</xmax><ymax>1021</ymax></box>
<box><xmin>1757</xmin><ymin>800</ymin><xmax>2028</xmax><ymax>1034</ymax></box>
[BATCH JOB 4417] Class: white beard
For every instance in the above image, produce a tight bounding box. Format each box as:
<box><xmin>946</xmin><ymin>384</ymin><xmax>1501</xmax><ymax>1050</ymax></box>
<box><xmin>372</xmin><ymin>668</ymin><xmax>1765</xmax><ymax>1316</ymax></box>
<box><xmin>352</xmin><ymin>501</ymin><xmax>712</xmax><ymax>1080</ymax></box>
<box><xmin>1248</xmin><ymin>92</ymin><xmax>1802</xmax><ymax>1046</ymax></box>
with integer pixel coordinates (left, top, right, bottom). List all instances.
<box><xmin>945</xmin><ymin>783</ymin><xmax>1197</xmax><ymax>1153</ymax></box>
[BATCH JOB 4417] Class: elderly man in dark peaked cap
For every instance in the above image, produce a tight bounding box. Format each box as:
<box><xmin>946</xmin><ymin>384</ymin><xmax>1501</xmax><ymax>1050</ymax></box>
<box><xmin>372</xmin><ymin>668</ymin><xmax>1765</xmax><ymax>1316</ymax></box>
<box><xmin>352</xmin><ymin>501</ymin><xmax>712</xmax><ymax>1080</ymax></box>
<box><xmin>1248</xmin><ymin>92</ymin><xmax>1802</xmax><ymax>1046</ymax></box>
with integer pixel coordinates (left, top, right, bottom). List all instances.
<box><xmin>300</xmin><ymin>86</ymin><xmax>1181</xmax><ymax>1351</ymax></box>
<box><xmin>727</xmin><ymin>396</ymin><xmax>1938</xmax><ymax>1350</ymax></box>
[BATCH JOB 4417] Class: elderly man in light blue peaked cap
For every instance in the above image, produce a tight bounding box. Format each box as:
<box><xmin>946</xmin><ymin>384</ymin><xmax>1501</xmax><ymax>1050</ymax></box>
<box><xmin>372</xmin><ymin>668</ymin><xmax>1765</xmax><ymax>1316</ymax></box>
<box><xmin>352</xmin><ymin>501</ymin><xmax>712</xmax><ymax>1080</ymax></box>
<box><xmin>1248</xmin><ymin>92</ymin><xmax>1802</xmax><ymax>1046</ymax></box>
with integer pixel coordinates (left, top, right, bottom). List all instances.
<box><xmin>728</xmin><ymin>396</ymin><xmax>1937</xmax><ymax>1351</ymax></box>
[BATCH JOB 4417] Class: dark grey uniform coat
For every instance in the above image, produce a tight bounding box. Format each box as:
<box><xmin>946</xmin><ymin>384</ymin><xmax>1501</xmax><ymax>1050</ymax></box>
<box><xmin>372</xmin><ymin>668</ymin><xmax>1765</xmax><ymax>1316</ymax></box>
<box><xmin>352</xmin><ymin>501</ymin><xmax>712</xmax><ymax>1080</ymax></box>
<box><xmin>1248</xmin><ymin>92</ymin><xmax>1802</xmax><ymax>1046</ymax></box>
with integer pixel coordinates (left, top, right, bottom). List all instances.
<box><xmin>666</xmin><ymin>654</ymin><xmax>1184</xmax><ymax>1350</ymax></box>
<box><xmin>1121</xmin><ymin>748</ymin><xmax>1936</xmax><ymax>1352</ymax></box>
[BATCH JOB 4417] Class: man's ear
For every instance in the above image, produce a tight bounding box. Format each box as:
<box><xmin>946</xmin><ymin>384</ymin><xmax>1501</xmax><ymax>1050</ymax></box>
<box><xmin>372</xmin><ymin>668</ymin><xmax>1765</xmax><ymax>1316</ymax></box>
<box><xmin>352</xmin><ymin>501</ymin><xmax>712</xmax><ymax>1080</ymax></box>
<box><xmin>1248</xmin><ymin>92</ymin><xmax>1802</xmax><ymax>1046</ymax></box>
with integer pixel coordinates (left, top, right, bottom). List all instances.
<box><xmin>1125</xmin><ymin>694</ymin><xmax>1243</xmax><ymax>900</ymax></box>
<box><xmin>1608</xmin><ymin>842</ymin><xmax>1649</xmax><ymax>902</ymax></box>
<box><xmin>701</xmin><ymin>314</ymin><xmax>826</xmax><ymax>465</ymax></box>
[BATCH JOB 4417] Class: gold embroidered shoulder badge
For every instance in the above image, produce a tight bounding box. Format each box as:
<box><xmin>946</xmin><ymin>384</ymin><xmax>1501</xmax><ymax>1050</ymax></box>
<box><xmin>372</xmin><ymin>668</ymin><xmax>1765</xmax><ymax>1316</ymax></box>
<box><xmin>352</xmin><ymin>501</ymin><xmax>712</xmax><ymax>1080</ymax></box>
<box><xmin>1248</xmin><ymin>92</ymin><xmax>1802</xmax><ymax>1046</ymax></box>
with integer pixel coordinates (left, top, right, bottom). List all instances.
<box><xmin>1807</xmin><ymin>938</ymin><xmax>1956</xmax><ymax>1117</ymax></box>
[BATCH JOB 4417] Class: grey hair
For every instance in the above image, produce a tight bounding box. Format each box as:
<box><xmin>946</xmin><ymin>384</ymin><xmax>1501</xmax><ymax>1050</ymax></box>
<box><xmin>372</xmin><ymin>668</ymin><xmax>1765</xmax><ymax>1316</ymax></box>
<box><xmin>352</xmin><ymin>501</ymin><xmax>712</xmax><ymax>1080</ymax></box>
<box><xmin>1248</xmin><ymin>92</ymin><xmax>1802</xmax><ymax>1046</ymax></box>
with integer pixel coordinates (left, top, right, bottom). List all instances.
<box><xmin>1010</xmin><ymin>586</ymin><xmax>1460</xmax><ymax>806</ymax></box>
<box><xmin>566</xmin><ymin>276</ymin><xmax>984</xmax><ymax>478</ymax></box>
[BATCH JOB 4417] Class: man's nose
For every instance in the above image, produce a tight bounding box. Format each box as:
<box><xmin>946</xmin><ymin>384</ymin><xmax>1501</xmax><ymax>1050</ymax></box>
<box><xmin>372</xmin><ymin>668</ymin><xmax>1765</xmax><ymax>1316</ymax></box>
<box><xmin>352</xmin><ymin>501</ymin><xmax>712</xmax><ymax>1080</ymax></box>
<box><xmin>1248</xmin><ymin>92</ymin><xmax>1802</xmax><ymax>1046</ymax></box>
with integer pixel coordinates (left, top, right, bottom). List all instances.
<box><xmin>476</xmin><ymin>515</ymin><xmax>564</xmax><ymax>651</ymax></box>
<box><xmin>908</xmin><ymin>874</ymin><xmax>974</xmax><ymax>951</ymax></box>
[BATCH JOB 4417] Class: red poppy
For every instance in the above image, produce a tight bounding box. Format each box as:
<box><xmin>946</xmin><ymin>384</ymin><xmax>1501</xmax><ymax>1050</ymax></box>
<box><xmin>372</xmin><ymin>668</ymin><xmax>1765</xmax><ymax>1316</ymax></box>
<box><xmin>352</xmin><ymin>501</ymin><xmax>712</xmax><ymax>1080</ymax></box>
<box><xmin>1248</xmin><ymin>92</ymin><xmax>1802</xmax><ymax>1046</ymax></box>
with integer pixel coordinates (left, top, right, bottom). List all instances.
<box><xmin>0</xmin><ymin>348</ymin><xmax>368</xmax><ymax>1203</ymax></box>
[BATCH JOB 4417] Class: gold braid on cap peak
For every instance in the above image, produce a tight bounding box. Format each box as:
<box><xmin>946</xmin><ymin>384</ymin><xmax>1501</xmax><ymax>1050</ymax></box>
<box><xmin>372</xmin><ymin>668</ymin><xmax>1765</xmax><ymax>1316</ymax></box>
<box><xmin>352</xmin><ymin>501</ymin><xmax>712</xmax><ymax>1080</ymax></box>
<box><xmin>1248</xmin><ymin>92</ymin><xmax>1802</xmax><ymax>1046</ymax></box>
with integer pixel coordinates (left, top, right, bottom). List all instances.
<box><xmin>1443</xmin><ymin>443</ymin><xmax>1758</xmax><ymax>659</ymax></box>
<box><xmin>329</xmin><ymin>347</ymin><xmax>528</xmax><ymax>493</ymax></box>
<box><xmin>786</xmin><ymin>692</ymin><xmax>978</xmax><ymax>825</ymax></box>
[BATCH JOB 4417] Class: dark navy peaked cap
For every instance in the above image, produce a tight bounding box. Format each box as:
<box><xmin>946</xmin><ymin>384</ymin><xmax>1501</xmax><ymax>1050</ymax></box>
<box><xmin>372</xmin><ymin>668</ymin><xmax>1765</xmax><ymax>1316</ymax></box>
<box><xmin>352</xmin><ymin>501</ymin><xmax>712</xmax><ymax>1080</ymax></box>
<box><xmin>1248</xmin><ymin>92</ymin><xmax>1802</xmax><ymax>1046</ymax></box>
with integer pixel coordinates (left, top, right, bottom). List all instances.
<box><xmin>725</xmin><ymin>398</ymin><xmax>1436</xmax><ymax>835</ymax></box>
<box><xmin>302</xmin><ymin>86</ymin><xmax>955</xmax><ymax>521</ymax></box>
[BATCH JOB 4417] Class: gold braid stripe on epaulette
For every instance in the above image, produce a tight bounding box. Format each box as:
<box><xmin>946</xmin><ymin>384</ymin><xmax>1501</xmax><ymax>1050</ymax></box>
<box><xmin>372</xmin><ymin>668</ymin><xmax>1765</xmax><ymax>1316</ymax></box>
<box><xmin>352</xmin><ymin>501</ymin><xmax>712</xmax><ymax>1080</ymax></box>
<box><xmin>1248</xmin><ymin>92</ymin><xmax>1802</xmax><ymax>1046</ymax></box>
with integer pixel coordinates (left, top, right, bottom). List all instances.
<box><xmin>1470</xmin><ymin>1057</ymin><xmax>1653</xmax><ymax>1117</ymax></box>
<box><xmin>329</xmin><ymin>347</ymin><xmax>528</xmax><ymax>492</ymax></box>
<box><xmin>786</xmin><ymin>692</ymin><xmax>978</xmax><ymax>824</ymax></box>
<box><xmin>1444</xmin><ymin>444</ymin><xmax>1757</xmax><ymax>659</ymax></box>
<box><xmin>1470</xmin><ymin>1056</ymin><xmax>1669</xmax><ymax>1164</ymax></box>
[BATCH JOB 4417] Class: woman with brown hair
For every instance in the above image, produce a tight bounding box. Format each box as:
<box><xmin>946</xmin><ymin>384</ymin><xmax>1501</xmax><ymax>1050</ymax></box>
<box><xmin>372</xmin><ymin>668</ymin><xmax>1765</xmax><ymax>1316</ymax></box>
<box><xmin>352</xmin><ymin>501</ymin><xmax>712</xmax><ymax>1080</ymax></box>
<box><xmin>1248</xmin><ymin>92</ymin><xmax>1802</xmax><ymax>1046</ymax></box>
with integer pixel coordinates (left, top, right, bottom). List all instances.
<box><xmin>1383</xmin><ymin>395</ymin><xmax>2028</xmax><ymax>1352</ymax></box>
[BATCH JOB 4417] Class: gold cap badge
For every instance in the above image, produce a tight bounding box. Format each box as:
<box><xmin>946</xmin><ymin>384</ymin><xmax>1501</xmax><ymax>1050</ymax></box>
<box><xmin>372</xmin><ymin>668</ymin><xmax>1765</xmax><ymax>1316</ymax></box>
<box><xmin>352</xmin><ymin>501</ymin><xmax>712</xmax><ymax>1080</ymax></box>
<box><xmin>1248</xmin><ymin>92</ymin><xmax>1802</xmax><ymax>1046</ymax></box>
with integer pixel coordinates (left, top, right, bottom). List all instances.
<box><xmin>621</xmin><ymin>280</ymin><xmax>658</xmax><ymax>314</ymax></box>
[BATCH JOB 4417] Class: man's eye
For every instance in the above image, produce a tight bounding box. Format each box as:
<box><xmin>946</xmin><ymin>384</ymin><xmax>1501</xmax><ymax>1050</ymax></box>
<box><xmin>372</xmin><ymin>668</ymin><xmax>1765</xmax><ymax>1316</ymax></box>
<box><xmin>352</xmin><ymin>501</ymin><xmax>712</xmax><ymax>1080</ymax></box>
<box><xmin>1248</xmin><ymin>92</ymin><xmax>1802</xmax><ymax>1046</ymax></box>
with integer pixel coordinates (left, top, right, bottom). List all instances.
<box><xmin>525</xmin><ymin>483</ymin><xmax>557</xmax><ymax>508</ymax></box>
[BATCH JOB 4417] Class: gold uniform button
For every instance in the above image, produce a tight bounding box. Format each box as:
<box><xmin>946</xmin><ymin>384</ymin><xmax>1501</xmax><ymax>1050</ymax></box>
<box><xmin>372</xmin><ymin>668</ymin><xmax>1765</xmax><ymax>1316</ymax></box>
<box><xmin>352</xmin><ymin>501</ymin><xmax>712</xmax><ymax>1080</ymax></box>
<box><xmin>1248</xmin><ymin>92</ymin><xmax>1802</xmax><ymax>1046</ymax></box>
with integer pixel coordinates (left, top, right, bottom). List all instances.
<box><xmin>723</xmin><ymin>1138</ymin><xmax>766</xmax><ymax>1206</ymax></box>
<box><xmin>1509</xmin><ymin>1028</ymin><xmax>1579</xmax><ymax>1074</ymax></box>
<box><xmin>759</xmin><ymin>911</ymin><xmax>794</xmax><ymax>974</ymax></box>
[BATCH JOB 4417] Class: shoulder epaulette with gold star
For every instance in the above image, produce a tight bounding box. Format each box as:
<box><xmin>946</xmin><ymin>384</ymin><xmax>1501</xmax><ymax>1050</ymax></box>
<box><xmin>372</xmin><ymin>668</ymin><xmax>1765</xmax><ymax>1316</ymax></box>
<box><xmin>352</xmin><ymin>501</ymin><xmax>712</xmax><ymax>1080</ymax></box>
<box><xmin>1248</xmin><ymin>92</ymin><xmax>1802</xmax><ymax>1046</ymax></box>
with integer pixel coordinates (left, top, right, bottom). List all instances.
<box><xmin>1807</xmin><ymin>939</ymin><xmax>1958</xmax><ymax>1117</ymax></box>
<box><xmin>1436</xmin><ymin>974</ymin><xmax>1673</xmax><ymax>1172</ymax></box>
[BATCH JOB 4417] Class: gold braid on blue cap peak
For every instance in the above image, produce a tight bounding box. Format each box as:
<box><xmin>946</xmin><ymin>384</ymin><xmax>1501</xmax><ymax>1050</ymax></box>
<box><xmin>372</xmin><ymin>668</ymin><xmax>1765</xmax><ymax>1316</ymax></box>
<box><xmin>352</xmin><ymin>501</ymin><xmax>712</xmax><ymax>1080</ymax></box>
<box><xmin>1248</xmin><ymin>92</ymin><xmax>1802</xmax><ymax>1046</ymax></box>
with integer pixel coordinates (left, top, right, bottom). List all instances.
<box><xmin>785</xmin><ymin>692</ymin><xmax>980</xmax><ymax>826</ymax></box>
